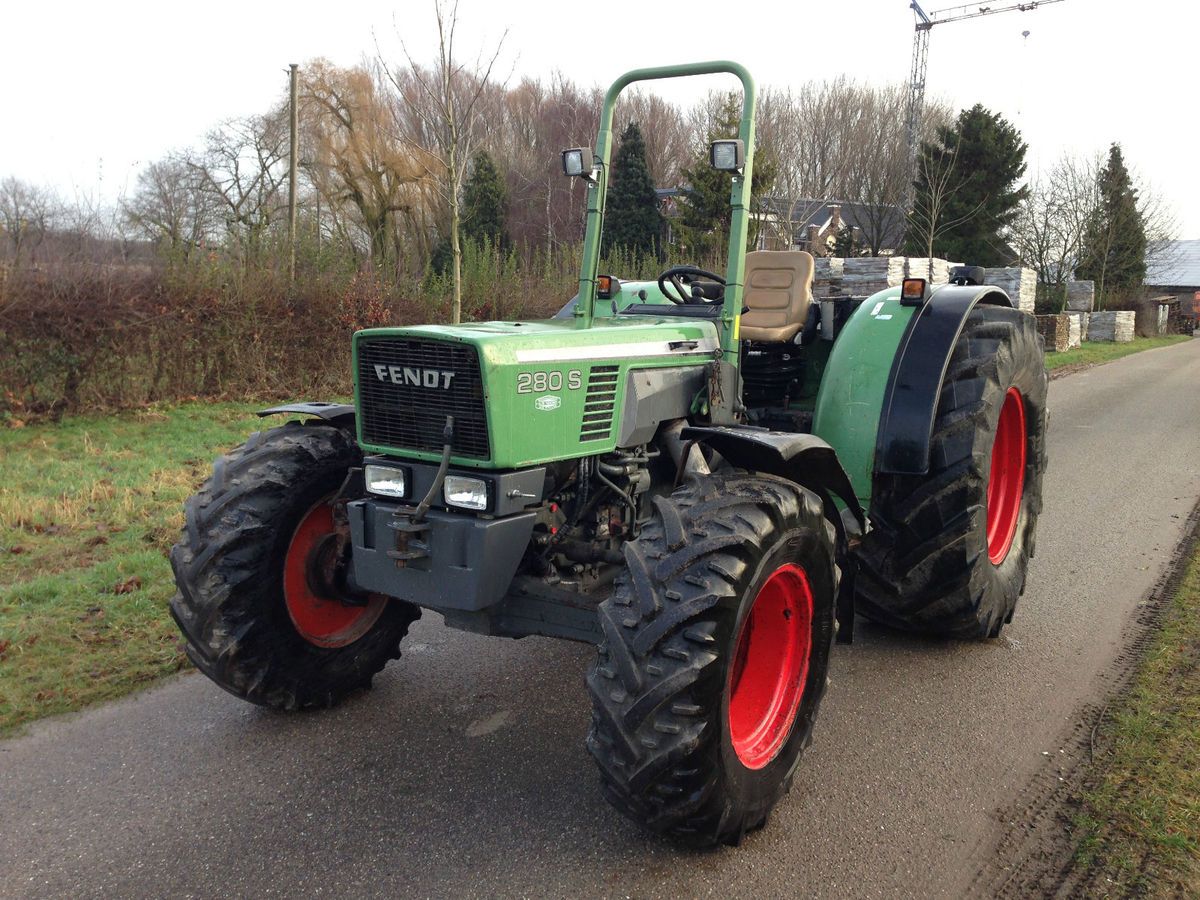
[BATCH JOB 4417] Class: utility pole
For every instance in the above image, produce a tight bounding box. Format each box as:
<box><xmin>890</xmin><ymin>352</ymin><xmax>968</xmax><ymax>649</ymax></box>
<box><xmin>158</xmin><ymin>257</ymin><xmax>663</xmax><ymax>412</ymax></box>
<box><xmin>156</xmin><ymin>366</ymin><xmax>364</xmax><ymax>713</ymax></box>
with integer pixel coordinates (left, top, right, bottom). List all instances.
<box><xmin>904</xmin><ymin>0</ymin><xmax>1064</xmax><ymax>210</ymax></box>
<box><xmin>288</xmin><ymin>62</ymin><xmax>299</xmax><ymax>281</ymax></box>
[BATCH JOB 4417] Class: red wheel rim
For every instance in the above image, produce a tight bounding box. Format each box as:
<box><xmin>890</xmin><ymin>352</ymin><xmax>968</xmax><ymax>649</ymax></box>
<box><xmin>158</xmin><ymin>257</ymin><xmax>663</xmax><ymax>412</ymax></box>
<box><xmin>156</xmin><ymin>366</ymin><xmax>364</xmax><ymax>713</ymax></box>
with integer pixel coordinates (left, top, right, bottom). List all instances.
<box><xmin>283</xmin><ymin>501</ymin><xmax>386</xmax><ymax>648</ymax></box>
<box><xmin>728</xmin><ymin>563</ymin><xmax>814</xmax><ymax>770</ymax></box>
<box><xmin>986</xmin><ymin>387</ymin><xmax>1027</xmax><ymax>565</ymax></box>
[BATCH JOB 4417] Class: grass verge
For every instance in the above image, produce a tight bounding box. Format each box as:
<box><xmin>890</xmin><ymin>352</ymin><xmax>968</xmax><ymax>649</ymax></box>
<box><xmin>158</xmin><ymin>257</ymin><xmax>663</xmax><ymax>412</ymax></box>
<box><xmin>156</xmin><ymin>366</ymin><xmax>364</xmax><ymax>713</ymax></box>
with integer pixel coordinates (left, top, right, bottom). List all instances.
<box><xmin>1070</xmin><ymin>543</ymin><xmax>1200</xmax><ymax>896</ymax></box>
<box><xmin>0</xmin><ymin>402</ymin><xmax>266</xmax><ymax>737</ymax></box>
<box><xmin>1045</xmin><ymin>334</ymin><xmax>1192</xmax><ymax>371</ymax></box>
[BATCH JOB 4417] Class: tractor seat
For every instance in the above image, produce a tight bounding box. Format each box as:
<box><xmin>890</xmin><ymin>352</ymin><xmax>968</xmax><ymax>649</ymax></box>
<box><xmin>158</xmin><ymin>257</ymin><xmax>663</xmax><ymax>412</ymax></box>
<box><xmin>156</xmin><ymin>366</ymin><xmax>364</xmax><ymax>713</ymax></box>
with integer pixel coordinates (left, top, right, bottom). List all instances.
<box><xmin>739</xmin><ymin>250</ymin><xmax>815</xmax><ymax>343</ymax></box>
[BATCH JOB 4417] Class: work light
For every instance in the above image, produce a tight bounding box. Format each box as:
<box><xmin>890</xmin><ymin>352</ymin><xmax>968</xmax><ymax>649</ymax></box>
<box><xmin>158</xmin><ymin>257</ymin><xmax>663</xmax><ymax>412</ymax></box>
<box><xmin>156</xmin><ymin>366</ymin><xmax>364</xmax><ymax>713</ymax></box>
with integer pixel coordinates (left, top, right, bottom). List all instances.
<box><xmin>561</xmin><ymin>147</ymin><xmax>595</xmax><ymax>180</ymax></box>
<box><xmin>901</xmin><ymin>278</ymin><xmax>928</xmax><ymax>305</ymax></box>
<box><xmin>444</xmin><ymin>475</ymin><xmax>489</xmax><ymax>511</ymax></box>
<box><xmin>709</xmin><ymin>139</ymin><xmax>744</xmax><ymax>173</ymax></box>
<box><xmin>364</xmin><ymin>464</ymin><xmax>408</xmax><ymax>499</ymax></box>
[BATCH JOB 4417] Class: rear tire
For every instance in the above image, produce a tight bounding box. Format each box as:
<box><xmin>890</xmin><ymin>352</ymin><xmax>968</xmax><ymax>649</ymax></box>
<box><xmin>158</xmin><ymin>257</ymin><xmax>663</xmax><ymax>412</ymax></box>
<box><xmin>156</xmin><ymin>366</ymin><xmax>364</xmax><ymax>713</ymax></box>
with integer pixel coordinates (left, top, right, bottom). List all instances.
<box><xmin>854</xmin><ymin>305</ymin><xmax>1049</xmax><ymax>639</ymax></box>
<box><xmin>586</xmin><ymin>473</ymin><xmax>838</xmax><ymax>846</ymax></box>
<box><xmin>169</xmin><ymin>423</ymin><xmax>420</xmax><ymax>710</ymax></box>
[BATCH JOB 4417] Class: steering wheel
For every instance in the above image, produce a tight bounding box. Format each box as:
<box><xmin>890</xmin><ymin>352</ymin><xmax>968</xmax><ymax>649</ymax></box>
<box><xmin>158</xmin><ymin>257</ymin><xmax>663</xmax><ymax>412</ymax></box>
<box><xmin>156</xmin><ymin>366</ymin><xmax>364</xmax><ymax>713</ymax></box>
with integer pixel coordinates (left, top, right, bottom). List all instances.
<box><xmin>657</xmin><ymin>265</ymin><xmax>726</xmax><ymax>305</ymax></box>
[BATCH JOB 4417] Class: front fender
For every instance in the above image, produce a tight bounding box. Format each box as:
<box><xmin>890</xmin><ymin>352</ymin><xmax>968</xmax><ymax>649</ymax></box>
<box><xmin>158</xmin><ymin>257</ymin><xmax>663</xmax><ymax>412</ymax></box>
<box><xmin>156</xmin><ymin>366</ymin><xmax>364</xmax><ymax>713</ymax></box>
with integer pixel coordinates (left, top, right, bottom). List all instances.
<box><xmin>680</xmin><ymin>425</ymin><xmax>865</xmax><ymax>533</ymax></box>
<box><xmin>681</xmin><ymin>424</ymin><xmax>865</xmax><ymax>644</ymax></box>
<box><xmin>257</xmin><ymin>402</ymin><xmax>356</xmax><ymax>431</ymax></box>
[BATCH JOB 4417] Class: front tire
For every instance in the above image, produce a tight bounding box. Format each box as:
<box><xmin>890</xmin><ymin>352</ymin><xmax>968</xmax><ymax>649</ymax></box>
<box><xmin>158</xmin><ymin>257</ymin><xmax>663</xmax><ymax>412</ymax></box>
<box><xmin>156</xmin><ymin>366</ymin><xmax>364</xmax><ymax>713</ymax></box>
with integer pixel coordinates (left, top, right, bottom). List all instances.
<box><xmin>586</xmin><ymin>473</ymin><xmax>838</xmax><ymax>846</ymax></box>
<box><xmin>854</xmin><ymin>305</ymin><xmax>1049</xmax><ymax>638</ymax></box>
<box><xmin>169</xmin><ymin>423</ymin><xmax>420</xmax><ymax>710</ymax></box>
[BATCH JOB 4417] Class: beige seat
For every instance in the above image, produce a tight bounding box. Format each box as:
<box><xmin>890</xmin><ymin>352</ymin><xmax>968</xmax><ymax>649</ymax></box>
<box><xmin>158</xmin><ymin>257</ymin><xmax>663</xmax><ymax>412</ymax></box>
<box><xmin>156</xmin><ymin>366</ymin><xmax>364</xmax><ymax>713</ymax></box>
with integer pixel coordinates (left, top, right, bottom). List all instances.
<box><xmin>739</xmin><ymin>250</ymin><xmax>815</xmax><ymax>343</ymax></box>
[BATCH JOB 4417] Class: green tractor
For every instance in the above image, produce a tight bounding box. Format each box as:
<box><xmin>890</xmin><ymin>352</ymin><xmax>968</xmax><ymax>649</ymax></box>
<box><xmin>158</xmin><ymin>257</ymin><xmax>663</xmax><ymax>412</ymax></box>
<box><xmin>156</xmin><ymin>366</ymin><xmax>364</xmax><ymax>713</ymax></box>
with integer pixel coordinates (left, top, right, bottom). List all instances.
<box><xmin>170</xmin><ymin>61</ymin><xmax>1047</xmax><ymax>846</ymax></box>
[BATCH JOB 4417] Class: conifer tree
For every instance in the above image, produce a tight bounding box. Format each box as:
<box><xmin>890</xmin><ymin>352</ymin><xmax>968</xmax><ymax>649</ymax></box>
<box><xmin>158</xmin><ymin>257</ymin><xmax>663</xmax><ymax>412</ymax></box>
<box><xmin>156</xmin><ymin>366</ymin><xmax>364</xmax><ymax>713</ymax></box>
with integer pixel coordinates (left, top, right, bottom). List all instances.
<box><xmin>602</xmin><ymin>122</ymin><xmax>664</xmax><ymax>260</ymax></box>
<box><xmin>462</xmin><ymin>150</ymin><xmax>508</xmax><ymax>248</ymax></box>
<box><xmin>431</xmin><ymin>150</ymin><xmax>508</xmax><ymax>275</ymax></box>
<box><xmin>1076</xmin><ymin>143</ymin><xmax>1146</xmax><ymax>306</ymax></box>
<box><xmin>905</xmin><ymin>104</ymin><xmax>1027</xmax><ymax>265</ymax></box>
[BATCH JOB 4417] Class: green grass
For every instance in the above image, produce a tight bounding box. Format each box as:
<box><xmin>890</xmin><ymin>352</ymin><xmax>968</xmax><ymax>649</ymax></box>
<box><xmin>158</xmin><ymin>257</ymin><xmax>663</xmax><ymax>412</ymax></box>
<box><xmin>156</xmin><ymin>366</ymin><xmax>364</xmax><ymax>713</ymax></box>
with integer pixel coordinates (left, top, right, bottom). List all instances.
<box><xmin>1071</xmin><ymin>543</ymin><xmax>1200</xmax><ymax>897</ymax></box>
<box><xmin>1045</xmin><ymin>334</ymin><xmax>1192</xmax><ymax>371</ymax></box>
<box><xmin>0</xmin><ymin>402</ymin><xmax>268</xmax><ymax>736</ymax></box>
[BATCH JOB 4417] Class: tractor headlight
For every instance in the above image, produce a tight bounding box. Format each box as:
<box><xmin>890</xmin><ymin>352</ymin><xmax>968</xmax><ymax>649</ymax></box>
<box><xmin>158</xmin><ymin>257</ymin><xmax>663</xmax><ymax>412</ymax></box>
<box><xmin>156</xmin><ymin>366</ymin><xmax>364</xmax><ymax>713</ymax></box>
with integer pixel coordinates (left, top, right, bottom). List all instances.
<box><xmin>561</xmin><ymin>147</ymin><xmax>595</xmax><ymax>180</ymax></box>
<box><xmin>444</xmin><ymin>475</ymin><xmax>489</xmax><ymax>511</ymax></box>
<box><xmin>364</xmin><ymin>465</ymin><xmax>408</xmax><ymax>499</ymax></box>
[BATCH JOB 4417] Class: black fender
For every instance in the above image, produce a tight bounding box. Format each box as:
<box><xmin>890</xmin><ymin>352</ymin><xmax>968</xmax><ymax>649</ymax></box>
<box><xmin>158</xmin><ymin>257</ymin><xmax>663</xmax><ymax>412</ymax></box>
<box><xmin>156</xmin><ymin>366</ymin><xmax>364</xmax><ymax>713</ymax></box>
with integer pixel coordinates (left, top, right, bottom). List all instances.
<box><xmin>257</xmin><ymin>402</ymin><xmax>356</xmax><ymax>431</ymax></box>
<box><xmin>875</xmin><ymin>285</ymin><xmax>1014</xmax><ymax>476</ymax></box>
<box><xmin>681</xmin><ymin>424</ymin><xmax>866</xmax><ymax>643</ymax></box>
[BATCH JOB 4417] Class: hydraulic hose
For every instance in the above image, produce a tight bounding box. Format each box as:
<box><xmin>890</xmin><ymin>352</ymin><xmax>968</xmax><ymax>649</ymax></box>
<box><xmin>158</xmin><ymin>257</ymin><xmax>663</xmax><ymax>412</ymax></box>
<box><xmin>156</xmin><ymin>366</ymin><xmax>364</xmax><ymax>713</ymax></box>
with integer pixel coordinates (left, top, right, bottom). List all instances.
<box><xmin>411</xmin><ymin>415</ymin><xmax>455</xmax><ymax>523</ymax></box>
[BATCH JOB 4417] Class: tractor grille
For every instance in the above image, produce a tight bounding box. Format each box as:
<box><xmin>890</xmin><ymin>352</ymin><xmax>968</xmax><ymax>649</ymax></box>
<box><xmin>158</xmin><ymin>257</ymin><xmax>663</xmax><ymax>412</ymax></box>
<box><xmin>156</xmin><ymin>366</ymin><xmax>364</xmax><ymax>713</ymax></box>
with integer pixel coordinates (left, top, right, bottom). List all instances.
<box><xmin>357</xmin><ymin>337</ymin><xmax>490</xmax><ymax>459</ymax></box>
<box><xmin>579</xmin><ymin>365</ymin><xmax>619</xmax><ymax>442</ymax></box>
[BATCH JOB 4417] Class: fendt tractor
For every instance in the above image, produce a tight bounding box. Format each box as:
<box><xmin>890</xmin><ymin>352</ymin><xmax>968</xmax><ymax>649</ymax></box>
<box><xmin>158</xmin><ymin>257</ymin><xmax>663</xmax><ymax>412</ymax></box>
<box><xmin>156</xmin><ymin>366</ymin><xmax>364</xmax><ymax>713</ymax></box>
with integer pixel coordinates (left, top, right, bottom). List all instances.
<box><xmin>171</xmin><ymin>61</ymin><xmax>1048</xmax><ymax>846</ymax></box>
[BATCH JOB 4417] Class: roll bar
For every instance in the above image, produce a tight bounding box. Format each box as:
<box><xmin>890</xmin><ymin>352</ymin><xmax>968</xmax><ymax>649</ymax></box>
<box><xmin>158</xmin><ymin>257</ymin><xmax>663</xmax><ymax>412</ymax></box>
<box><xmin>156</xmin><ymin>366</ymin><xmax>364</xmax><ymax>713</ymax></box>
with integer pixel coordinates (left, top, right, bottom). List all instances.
<box><xmin>574</xmin><ymin>60</ymin><xmax>756</xmax><ymax>357</ymax></box>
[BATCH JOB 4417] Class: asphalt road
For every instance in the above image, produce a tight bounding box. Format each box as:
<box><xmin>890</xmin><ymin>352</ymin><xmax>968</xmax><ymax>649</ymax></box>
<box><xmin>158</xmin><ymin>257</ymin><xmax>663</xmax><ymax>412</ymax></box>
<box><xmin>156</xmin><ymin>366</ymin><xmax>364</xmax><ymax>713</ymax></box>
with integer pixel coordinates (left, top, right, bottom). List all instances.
<box><xmin>4</xmin><ymin>338</ymin><xmax>1200</xmax><ymax>899</ymax></box>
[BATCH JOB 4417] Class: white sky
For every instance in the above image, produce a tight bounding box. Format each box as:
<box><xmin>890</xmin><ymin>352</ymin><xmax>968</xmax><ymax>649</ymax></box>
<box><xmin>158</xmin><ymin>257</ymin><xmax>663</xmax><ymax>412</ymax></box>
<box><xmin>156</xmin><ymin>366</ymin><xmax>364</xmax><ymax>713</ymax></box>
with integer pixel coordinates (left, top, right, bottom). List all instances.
<box><xmin>4</xmin><ymin>0</ymin><xmax>1198</xmax><ymax>236</ymax></box>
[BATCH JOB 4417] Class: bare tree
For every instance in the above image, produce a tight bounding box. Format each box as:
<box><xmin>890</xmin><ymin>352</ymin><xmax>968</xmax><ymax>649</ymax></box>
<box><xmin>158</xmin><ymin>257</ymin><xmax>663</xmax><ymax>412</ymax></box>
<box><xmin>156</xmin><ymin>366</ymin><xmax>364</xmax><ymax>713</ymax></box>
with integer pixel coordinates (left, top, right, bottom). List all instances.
<box><xmin>123</xmin><ymin>155</ymin><xmax>216</xmax><ymax>258</ymax></box>
<box><xmin>717</xmin><ymin>81</ymin><xmax>950</xmax><ymax>256</ymax></box>
<box><xmin>845</xmin><ymin>88</ymin><xmax>951</xmax><ymax>256</ymax></box>
<box><xmin>191</xmin><ymin>111</ymin><xmax>291</xmax><ymax>262</ymax></box>
<box><xmin>1015</xmin><ymin>150</ymin><xmax>1179</xmax><ymax>309</ymax></box>
<box><xmin>1012</xmin><ymin>153</ymin><xmax>1098</xmax><ymax>303</ymax></box>
<box><xmin>388</xmin><ymin>1</ymin><xmax>509</xmax><ymax>323</ymax></box>
<box><xmin>302</xmin><ymin>59</ymin><xmax>441</xmax><ymax>270</ymax></box>
<box><xmin>759</xmin><ymin>82</ymin><xmax>863</xmax><ymax>250</ymax></box>
<box><xmin>0</xmin><ymin>176</ymin><xmax>61</xmax><ymax>264</ymax></box>
<box><xmin>614</xmin><ymin>90</ymin><xmax>689</xmax><ymax>188</ymax></box>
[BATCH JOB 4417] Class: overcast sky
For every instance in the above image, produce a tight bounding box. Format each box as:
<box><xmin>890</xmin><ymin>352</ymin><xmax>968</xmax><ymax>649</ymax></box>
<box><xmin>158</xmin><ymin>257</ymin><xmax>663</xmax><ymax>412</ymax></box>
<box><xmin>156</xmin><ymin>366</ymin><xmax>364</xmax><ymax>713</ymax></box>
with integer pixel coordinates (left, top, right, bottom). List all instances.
<box><xmin>4</xmin><ymin>0</ymin><xmax>1197</xmax><ymax>237</ymax></box>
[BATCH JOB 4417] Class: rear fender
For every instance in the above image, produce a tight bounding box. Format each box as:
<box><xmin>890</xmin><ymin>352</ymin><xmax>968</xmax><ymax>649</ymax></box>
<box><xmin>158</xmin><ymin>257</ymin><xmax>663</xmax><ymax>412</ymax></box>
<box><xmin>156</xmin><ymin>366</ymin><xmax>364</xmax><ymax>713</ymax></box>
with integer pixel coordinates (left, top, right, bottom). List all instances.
<box><xmin>875</xmin><ymin>285</ymin><xmax>1014</xmax><ymax>476</ymax></box>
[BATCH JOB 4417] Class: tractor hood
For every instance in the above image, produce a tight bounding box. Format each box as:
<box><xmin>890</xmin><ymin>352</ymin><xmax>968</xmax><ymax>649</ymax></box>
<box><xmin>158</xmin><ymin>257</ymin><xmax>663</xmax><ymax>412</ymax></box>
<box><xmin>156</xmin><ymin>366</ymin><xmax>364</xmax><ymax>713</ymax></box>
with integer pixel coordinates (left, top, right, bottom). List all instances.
<box><xmin>353</xmin><ymin>316</ymin><xmax>720</xmax><ymax>468</ymax></box>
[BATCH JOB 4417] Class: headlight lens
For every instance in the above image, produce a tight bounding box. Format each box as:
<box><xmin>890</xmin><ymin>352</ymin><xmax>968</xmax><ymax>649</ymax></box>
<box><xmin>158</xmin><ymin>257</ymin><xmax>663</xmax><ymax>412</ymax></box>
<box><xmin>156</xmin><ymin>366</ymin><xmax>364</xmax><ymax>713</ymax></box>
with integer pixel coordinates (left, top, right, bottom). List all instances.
<box><xmin>444</xmin><ymin>475</ymin><xmax>488</xmax><ymax>511</ymax></box>
<box><xmin>364</xmin><ymin>464</ymin><xmax>407</xmax><ymax>499</ymax></box>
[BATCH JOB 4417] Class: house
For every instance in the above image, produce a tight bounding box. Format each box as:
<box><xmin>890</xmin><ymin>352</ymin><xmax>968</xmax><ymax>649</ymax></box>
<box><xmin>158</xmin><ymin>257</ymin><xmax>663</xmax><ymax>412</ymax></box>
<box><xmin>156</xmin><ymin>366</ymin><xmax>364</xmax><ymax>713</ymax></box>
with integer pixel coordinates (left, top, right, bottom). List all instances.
<box><xmin>1146</xmin><ymin>239</ymin><xmax>1200</xmax><ymax>323</ymax></box>
<box><xmin>753</xmin><ymin>198</ymin><xmax>906</xmax><ymax>257</ymax></box>
<box><xmin>656</xmin><ymin>189</ymin><xmax>906</xmax><ymax>257</ymax></box>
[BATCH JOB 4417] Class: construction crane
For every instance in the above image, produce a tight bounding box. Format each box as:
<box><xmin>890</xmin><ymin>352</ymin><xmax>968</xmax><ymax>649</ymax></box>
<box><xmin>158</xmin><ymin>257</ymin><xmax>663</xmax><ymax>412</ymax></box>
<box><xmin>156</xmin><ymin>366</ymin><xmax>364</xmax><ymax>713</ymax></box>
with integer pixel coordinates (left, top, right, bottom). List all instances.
<box><xmin>904</xmin><ymin>0</ymin><xmax>1065</xmax><ymax>202</ymax></box>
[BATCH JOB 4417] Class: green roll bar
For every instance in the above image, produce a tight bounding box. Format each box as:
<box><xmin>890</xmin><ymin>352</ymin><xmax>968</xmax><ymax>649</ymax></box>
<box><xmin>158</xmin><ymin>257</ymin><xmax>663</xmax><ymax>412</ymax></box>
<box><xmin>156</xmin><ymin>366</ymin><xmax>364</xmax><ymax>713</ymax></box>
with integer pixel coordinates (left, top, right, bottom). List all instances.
<box><xmin>573</xmin><ymin>60</ymin><xmax>757</xmax><ymax>358</ymax></box>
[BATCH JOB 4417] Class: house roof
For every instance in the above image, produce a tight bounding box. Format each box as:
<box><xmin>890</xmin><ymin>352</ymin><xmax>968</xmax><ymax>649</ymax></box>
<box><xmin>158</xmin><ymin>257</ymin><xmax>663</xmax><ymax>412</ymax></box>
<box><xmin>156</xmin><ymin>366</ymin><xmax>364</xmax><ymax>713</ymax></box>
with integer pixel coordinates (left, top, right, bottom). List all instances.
<box><xmin>757</xmin><ymin>197</ymin><xmax>907</xmax><ymax>250</ymax></box>
<box><xmin>1146</xmin><ymin>239</ymin><xmax>1200</xmax><ymax>288</ymax></box>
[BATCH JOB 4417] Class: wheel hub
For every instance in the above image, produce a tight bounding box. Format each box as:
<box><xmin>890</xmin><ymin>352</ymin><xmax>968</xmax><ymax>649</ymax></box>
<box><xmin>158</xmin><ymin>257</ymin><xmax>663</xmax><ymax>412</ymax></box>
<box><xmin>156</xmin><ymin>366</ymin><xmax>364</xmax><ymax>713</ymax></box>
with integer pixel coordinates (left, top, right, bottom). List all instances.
<box><xmin>986</xmin><ymin>387</ymin><xmax>1027</xmax><ymax>565</ymax></box>
<box><xmin>728</xmin><ymin>563</ymin><xmax>814</xmax><ymax>770</ymax></box>
<box><xmin>283</xmin><ymin>501</ymin><xmax>386</xmax><ymax>648</ymax></box>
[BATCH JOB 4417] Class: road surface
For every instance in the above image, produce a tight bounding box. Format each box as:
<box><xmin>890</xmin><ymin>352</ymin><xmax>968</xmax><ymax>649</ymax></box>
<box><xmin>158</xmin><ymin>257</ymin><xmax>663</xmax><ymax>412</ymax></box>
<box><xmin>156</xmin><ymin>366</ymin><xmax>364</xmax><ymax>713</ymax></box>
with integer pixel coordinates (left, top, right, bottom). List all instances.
<box><xmin>4</xmin><ymin>338</ymin><xmax>1200</xmax><ymax>899</ymax></box>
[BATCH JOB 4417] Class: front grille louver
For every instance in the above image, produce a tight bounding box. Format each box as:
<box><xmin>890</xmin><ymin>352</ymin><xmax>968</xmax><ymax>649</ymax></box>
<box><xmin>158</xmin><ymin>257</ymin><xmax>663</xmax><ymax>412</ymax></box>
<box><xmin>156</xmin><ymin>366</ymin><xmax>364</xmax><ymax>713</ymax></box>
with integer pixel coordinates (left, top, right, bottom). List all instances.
<box><xmin>579</xmin><ymin>365</ymin><xmax>619</xmax><ymax>442</ymax></box>
<box><xmin>357</xmin><ymin>338</ymin><xmax>490</xmax><ymax>459</ymax></box>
